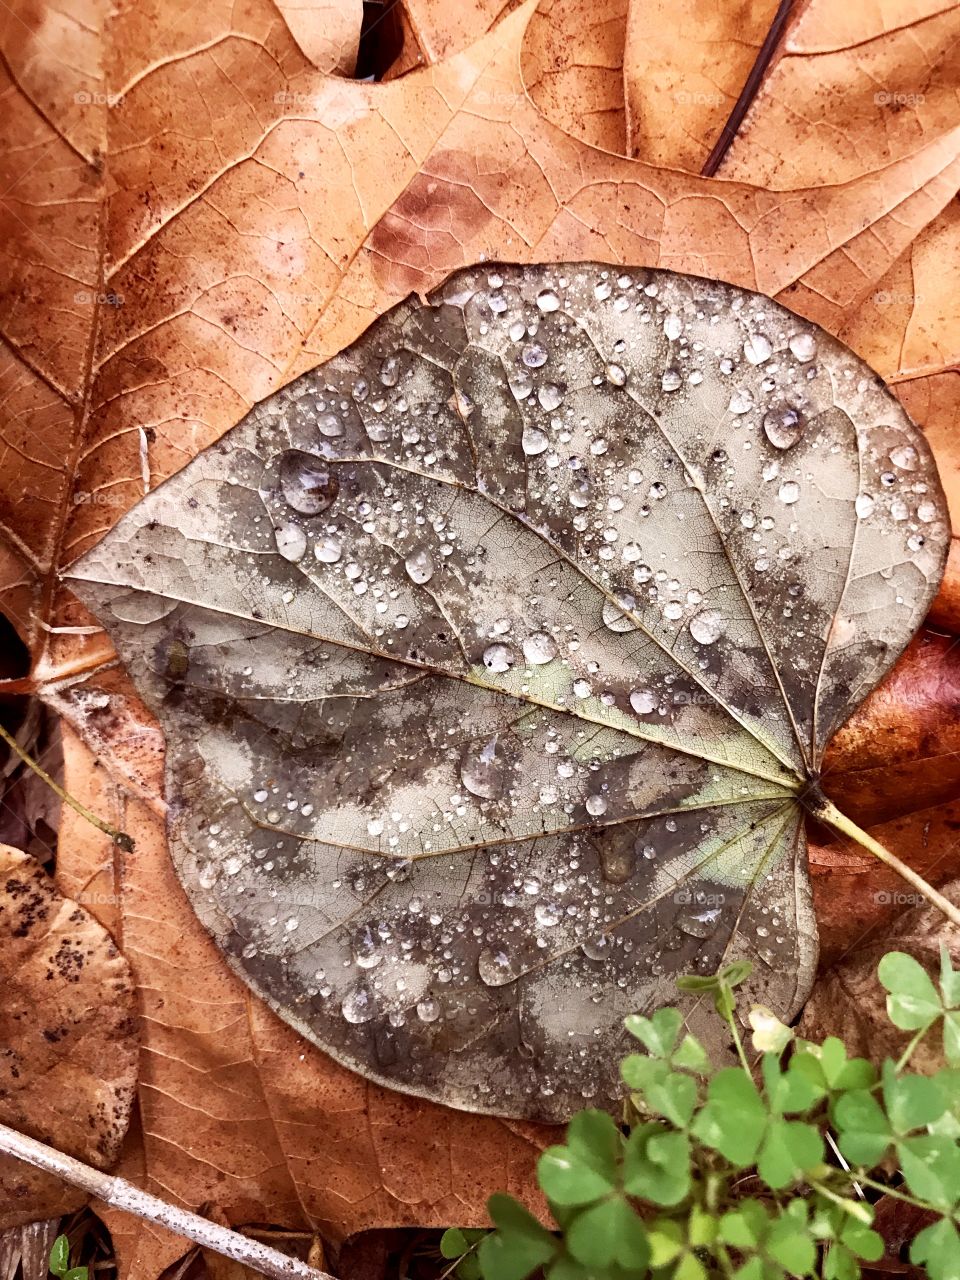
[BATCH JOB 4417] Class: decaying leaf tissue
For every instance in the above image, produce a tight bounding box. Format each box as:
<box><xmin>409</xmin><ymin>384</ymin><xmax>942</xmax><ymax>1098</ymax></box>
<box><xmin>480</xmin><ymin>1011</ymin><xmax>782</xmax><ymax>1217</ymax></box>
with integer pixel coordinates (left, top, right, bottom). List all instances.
<box><xmin>68</xmin><ymin>264</ymin><xmax>948</xmax><ymax>1123</ymax></box>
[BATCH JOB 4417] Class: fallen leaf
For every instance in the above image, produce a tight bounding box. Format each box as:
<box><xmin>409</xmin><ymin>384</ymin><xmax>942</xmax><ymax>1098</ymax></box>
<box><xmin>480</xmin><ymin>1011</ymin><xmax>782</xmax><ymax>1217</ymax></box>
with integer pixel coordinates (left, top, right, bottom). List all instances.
<box><xmin>799</xmin><ymin>877</ymin><xmax>960</xmax><ymax>1071</ymax></box>
<box><xmin>0</xmin><ymin>844</ymin><xmax>138</xmax><ymax>1228</ymax></box>
<box><xmin>275</xmin><ymin>0</ymin><xmax>363</xmax><ymax>73</ymax></box>
<box><xmin>66</xmin><ymin>262</ymin><xmax>948</xmax><ymax>1121</ymax></box>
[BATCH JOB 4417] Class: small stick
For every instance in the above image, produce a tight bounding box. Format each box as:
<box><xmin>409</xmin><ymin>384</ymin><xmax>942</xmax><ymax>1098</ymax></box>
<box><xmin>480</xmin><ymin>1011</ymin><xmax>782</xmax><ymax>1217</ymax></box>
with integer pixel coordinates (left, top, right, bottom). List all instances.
<box><xmin>0</xmin><ymin>719</ymin><xmax>134</xmax><ymax>851</ymax></box>
<box><xmin>0</xmin><ymin>1123</ymin><xmax>332</xmax><ymax>1280</ymax></box>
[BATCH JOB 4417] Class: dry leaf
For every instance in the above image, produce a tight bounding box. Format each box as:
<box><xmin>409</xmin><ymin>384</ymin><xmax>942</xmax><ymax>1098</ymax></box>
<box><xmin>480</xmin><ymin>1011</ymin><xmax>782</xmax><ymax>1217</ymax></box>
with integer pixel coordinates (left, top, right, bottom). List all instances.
<box><xmin>0</xmin><ymin>844</ymin><xmax>138</xmax><ymax>1228</ymax></box>
<box><xmin>66</xmin><ymin>262</ymin><xmax>948</xmax><ymax>1121</ymax></box>
<box><xmin>275</xmin><ymin>0</ymin><xmax>364</xmax><ymax>73</ymax></box>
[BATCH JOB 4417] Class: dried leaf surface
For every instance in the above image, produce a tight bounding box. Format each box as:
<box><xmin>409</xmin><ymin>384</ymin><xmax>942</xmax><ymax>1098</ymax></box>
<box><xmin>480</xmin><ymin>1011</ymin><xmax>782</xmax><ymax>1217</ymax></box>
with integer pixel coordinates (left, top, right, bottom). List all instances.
<box><xmin>68</xmin><ymin>262</ymin><xmax>948</xmax><ymax>1122</ymax></box>
<box><xmin>0</xmin><ymin>844</ymin><xmax>138</xmax><ymax>1228</ymax></box>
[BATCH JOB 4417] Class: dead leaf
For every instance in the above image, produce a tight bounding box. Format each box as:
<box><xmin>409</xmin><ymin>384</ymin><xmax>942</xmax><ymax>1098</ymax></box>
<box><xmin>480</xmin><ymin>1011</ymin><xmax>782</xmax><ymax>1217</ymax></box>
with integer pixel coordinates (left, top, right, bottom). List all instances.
<box><xmin>799</xmin><ymin>877</ymin><xmax>960</xmax><ymax>1072</ymax></box>
<box><xmin>275</xmin><ymin>0</ymin><xmax>364</xmax><ymax>73</ymax></box>
<box><xmin>0</xmin><ymin>844</ymin><xmax>138</xmax><ymax>1228</ymax></box>
<box><xmin>66</xmin><ymin>262</ymin><xmax>948</xmax><ymax>1121</ymax></box>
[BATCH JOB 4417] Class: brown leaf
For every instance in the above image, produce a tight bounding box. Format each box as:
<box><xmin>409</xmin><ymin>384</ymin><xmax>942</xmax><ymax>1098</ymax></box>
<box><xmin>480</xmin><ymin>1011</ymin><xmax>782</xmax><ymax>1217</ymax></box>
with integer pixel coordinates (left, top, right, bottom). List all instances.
<box><xmin>799</xmin><ymin>877</ymin><xmax>960</xmax><ymax>1070</ymax></box>
<box><xmin>274</xmin><ymin>0</ymin><xmax>363</xmax><ymax>73</ymax></box>
<box><xmin>623</xmin><ymin>0</ymin><xmax>782</xmax><ymax>168</ymax></box>
<box><xmin>0</xmin><ymin>844</ymin><xmax>138</xmax><ymax>1228</ymax></box>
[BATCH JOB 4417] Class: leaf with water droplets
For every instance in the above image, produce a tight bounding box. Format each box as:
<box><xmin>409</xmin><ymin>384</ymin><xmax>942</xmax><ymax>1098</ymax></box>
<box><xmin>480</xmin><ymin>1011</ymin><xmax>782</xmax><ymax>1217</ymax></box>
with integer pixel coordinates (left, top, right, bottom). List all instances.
<box><xmin>65</xmin><ymin>263</ymin><xmax>948</xmax><ymax>1122</ymax></box>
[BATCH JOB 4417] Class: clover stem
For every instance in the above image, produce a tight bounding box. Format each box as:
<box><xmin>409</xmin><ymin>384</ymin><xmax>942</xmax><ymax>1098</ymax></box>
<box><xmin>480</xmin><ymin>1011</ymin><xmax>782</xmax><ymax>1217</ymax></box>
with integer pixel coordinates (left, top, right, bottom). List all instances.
<box><xmin>809</xmin><ymin>796</ymin><xmax>960</xmax><ymax>930</ymax></box>
<box><xmin>0</xmin><ymin>718</ymin><xmax>135</xmax><ymax>851</ymax></box>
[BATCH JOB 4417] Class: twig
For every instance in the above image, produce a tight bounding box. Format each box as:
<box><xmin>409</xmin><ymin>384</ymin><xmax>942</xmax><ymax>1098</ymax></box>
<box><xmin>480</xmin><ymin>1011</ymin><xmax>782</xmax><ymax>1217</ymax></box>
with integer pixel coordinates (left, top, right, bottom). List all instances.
<box><xmin>0</xmin><ymin>1123</ymin><xmax>332</xmax><ymax>1280</ymax></box>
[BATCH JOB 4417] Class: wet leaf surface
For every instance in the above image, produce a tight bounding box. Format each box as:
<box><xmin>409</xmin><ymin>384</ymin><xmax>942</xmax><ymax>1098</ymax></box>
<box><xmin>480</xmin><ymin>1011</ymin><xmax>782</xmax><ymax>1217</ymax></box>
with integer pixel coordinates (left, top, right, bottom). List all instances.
<box><xmin>67</xmin><ymin>263</ymin><xmax>948</xmax><ymax>1121</ymax></box>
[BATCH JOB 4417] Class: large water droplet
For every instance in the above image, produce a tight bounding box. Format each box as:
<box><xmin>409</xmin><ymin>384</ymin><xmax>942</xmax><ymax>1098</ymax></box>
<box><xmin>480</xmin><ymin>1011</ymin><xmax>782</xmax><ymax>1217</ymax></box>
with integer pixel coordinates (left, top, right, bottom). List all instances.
<box><xmin>460</xmin><ymin>736</ymin><xmax>509</xmax><ymax>799</ymax></box>
<box><xmin>676</xmin><ymin>907</ymin><xmax>721</xmax><ymax>939</ymax></box>
<box><xmin>728</xmin><ymin>388</ymin><xmax>754</xmax><ymax>415</ymax></box>
<box><xmin>744</xmin><ymin>333</ymin><xmax>772</xmax><ymax>365</ymax></box>
<box><xmin>763</xmin><ymin>405</ymin><xmax>803</xmax><ymax>450</ymax></box>
<box><xmin>585</xmin><ymin>793</ymin><xmax>607</xmax><ymax>817</ymax></box>
<box><xmin>317</xmin><ymin>412</ymin><xmax>344</xmax><ymax>438</ymax></box>
<box><xmin>483</xmin><ymin>643</ymin><xmax>516</xmax><ymax>674</ymax></box>
<box><xmin>315</xmin><ymin>535</ymin><xmax>342</xmax><ymax>564</ymax></box>
<box><xmin>278</xmin><ymin>450</ymin><xmax>339</xmax><ymax>516</ymax></box>
<box><xmin>379</xmin><ymin>354</ymin><xmax>400</xmax><ymax>386</ymax></box>
<box><xmin>689</xmin><ymin>608</ymin><xmax>724</xmax><ymax>645</ymax></box>
<box><xmin>580</xmin><ymin>935</ymin><xmax>609</xmax><ymax>961</ymax></box>
<box><xmin>778</xmin><ymin>480</ymin><xmax>800</xmax><ymax>505</ymax></box>
<box><xmin>342</xmin><ymin>986</ymin><xmax>376</xmax><ymax>1024</ymax></box>
<box><xmin>890</xmin><ymin>444</ymin><xmax>918</xmax><ymax>471</ymax></box>
<box><xmin>478</xmin><ymin>946</ymin><xmax>521</xmax><ymax>987</ymax></box>
<box><xmin>538</xmin><ymin>383</ymin><xmax>563</xmax><ymax>412</ymax></box>
<box><xmin>537</xmin><ymin>288</ymin><xmax>560</xmax><ymax>312</ymax></box>
<box><xmin>404</xmin><ymin>547</ymin><xmax>434</xmax><ymax>585</ymax></box>
<box><xmin>855</xmin><ymin>493</ymin><xmax>875</xmax><ymax>519</ymax></box>
<box><xmin>630</xmin><ymin>688</ymin><xmax>657</xmax><ymax>715</ymax></box>
<box><xmin>522</xmin><ymin>343</ymin><xmax>548</xmax><ymax>368</ymax></box>
<box><xmin>602</xmin><ymin>596</ymin><xmax>638</xmax><ymax>633</ymax></box>
<box><xmin>522</xmin><ymin>632</ymin><xmax>557</xmax><ymax>665</ymax></box>
<box><xmin>535</xmin><ymin>902</ymin><xmax>562</xmax><ymax>927</ymax></box>
<box><xmin>661</xmin><ymin>368</ymin><xmax>682</xmax><ymax>392</ymax></box>
<box><xmin>353</xmin><ymin>926</ymin><xmax>383</xmax><ymax>970</ymax></box>
<box><xmin>788</xmin><ymin>332</ymin><xmax>817</xmax><ymax>362</ymax></box>
<box><xmin>416</xmin><ymin>997</ymin><xmax>441</xmax><ymax>1022</ymax></box>
<box><xmin>522</xmin><ymin>426</ymin><xmax>549</xmax><ymax>456</ymax></box>
<box><xmin>275</xmin><ymin>523</ymin><xmax>307</xmax><ymax>562</ymax></box>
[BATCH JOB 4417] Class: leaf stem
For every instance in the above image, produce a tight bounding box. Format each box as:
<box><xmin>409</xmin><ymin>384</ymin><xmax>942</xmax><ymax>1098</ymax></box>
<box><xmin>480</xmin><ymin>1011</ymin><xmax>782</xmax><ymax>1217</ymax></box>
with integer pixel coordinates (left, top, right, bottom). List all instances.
<box><xmin>810</xmin><ymin>796</ymin><xmax>960</xmax><ymax>929</ymax></box>
<box><xmin>0</xmin><ymin>718</ymin><xmax>134</xmax><ymax>851</ymax></box>
<box><xmin>0</xmin><ymin>1122</ymin><xmax>330</xmax><ymax>1280</ymax></box>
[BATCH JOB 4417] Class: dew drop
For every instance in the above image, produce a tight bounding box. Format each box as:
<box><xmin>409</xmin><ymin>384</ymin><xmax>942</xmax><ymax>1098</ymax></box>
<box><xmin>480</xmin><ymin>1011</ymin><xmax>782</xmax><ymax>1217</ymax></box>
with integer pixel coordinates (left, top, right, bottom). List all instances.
<box><xmin>317</xmin><ymin>412</ymin><xmax>344</xmax><ymax>438</ymax></box>
<box><xmin>778</xmin><ymin>480</ymin><xmax>800</xmax><ymax>505</ymax></box>
<box><xmin>416</xmin><ymin>997</ymin><xmax>441</xmax><ymax>1022</ymax></box>
<box><xmin>602</xmin><ymin>596</ymin><xmax>638</xmax><ymax>633</ymax></box>
<box><xmin>788</xmin><ymin>332</ymin><xmax>817</xmax><ymax>362</ymax></box>
<box><xmin>538</xmin><ymin>383</ymin><xmax>563</xmax><ymax>411</ymax></box>
<box><xmin>522</xmin><ymin>343</ymin><xmax>548</xmax><ymax>368</ymax></box>
<box><xmin>379</xmin><ymin>354</ymin><xmax>400</xmax><ymax>386</ymax></box>
<box><xmin>585</xmin><ymin>793</ymin><xmax>607</xmax><ymax>817</ymax></box>
<box><xmin>728</xmin><ymin>388</ymin><xmax>754</xmax><ymax>415</ymax></box>
<box><xmin>605</xmin><ymin>363</ymin><xmax>626</xmax><ymax>386</ymax></box>
<box><xmin>275</xmin><ymin>523</ymin><xmax>307</xmax><ymax>562</ymax></box>
<box><xmin>661</xmin><ymin>368</ymin><xmax>682</xmax><ymax>392</ymax></box>
<box><xmin>278</xmin><ymin>450</ymin><xmax>339</xmax><ymax>516</ymax></box>
<box><xmin>855</xmin><ymin>493</ymin><xmax>875</xmax><ymax>519</ymax></box>
<box><xmin>663</xmin><ymin>314</ymin><xmax>683</xmax><ymax>341</ymax></box>
<box><xmin>535</xmin><ymin>902</ymin><xmax>562</xmax><ymax>927</ymax></box>
<box><xmin>890</xmin><ymin>444</ymin><xmax>918</xmax><ymax>471</ymax></box>
<box><xmin>763</xmin><ymin>406</ymin><xmax>803</xmax><ymax>450</ymax></box>
<box><xmin>744</xmin><ymin>333</ymin><xmax>772</xmax><ymax>365</ymax></box>
<box><xmin>459</xmin><ymin>736</ymin><xmax>508</xmax><ymax>799</ymax></box>
<box><xmin>522</xmin><ymin>631</ymin><xmax>557</xmax><ymax>665</ymax></box>
<box><xmin>341</xmin><ymin>986</ymin><xmax>376</xmax><ymax>1024</ymax></box>
<box><xmin>314</xmin><ymin>535</ymin><xmax>342</xmax><ymax>564</ymax></box>
<box><xmin>404</xmin><ymin>547</ymin><xmax>435</xmax><ymax>585</ymax></box>
<box><xmin>689</xmin><ymin>608</ymin><xmax>724</xmax><ymax>645</ymax></box>
<box><xmin>676</xmin><ymin>907</ymin><xmax>721</xmax><ymax>939</ymax></box>
<box><xmin>478</xmin><ymin>946</ymin><xmax>521</xmax><ymax>987</ymax></box>
<box><xmin>353</xmin><ymin>926</ymin><xmax>383</xmax><ymax>970</ymax></box>
<box><xmin>483</xmin><ymin>643</ymin><xmax>516</xmax><ymax>674</ymax></box>
<box><xmin>537</xmin><ymin>288</ymin><xmax>561</xmax><ymax>312</ymax></box>
<box><xmin>630</xmin><ymin>688</ymin><xmax>657</xmax><ymax>715</ymax></box>
<box><xmin>522</xmin><ymin>426</ymin><xmax>549</xmax><ymax>456</ymax></box>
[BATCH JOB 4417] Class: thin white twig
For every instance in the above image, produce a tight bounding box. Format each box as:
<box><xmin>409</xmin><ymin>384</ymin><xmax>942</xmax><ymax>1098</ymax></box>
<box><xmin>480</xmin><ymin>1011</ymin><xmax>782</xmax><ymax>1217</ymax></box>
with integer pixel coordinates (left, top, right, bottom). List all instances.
<box><xmin>0</xmin><ymin>1123</ymin><xmax>333</xmax><ymax>1280</ymax></box>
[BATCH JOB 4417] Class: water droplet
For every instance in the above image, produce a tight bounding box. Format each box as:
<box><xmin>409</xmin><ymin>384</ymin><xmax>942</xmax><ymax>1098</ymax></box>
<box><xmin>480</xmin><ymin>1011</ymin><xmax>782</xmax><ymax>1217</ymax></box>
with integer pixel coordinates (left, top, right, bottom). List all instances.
<box><xmin>478</xmin><ymin>946</ymin><xmax>521</xmax><ymax>987</ymax></box>
<box><xmin>353</xmin><ymin>926</ymin><xmax>383</xmax><ymax>969</ymax></box>
<box><xmin>580</xmin><ymin>935</ymin><xmax>609</xmax><ymax>961</ymax></box>
<box><xmin>663</xmin><ymin>314</ymin><xmax>682</xmax><ymax>341</ymax></box>
<box><xmin>594</xmin><ymin>279</ymin><xmax>612</xmax><ymax>301</ymax></box>
<box><xmin>917</xmin><ymin>500</ymin><xmax>937</xmax><ymax>523</ymax></box>
<box><xmin>630</xmin><ymin>688</ymin><xmax>657</xmax><ymax>715</ymax></box>
<box><xmin>537</xmin><ymin>288</ymin><xmax>560</xmax><ymax>312</ymax></box>
<box><xmin>538</xmin><ymin>383</ymin><xmax>563</xmax><ymax>412</ymax></box>
<box><xmin>890</xmin><ymin>444</ymin><xmax>918</xmax><ymax>471</ymax></box>
<box><xmin>522</xmin><ymin>632</ymin><xmax>557</xmax><ymax>665</ymax></box>
<box><xmin>275</xmin><ymin>523</ymin><xmax>307</xmax><ymax>561</ymax></box>
<box><xmin>522</xmin><ymin>343</ymin><xmax>548</xmax><ymax>368</ymax></box>
<box><xmin>522</xmin><ymin>425</ymin><xmax>549</xmax><ymax>455</ymax></box>
<box><xmin>605</xmin><ymin>363</ymin><xmax>626</xmax><ymax>386</ymax></box>
<box><xmin>379</xmin><ymin>354</ymin><xmax>400</xmax><ymax>386</ymax></box>
<box><xmin>342</xmin><ymin>986</ymin><xmax>376</xmax><ymax>1024</ymax></box>
<box><xmin>416</xmin><ymin>997</ymin><xmax>441</xmax><ymax>1022</ymax></box>
<box><xmin>535</xmin><ymin>902</ymin><xmax>562</xmax><ymax>927</ymax></box>
<box><xmin>573</xmin><ymin>678</ymin><xmax>592</xmax><ymax>698</ymax></box>
<box><xmin>404</xmin><ymin>547</ymin><xmax>434</xmax><ymax>585</ymax></box>
<box><xmin>483</xmin><ymin>643</ymin><xmax>516</xmax><ymax>674</ymax></box>
<box><xmin>778</xmin><ymin>480</ymin><xmax>800</xmax><ymax>505</ymax></box>
<box><xmin>676</xmin><ymin>907</ymin><xmax>721</xmax><ymax>939</ymax></box>
<box><xmin>744</xmin><ymin>333</ymin><xmax>772</xmax><ymax>365</ymax></box>
<box><xmin>317</xmin><ymin>412</ymin><xmax>343</xmax><ymax>438</ymax></box>
<box><xmin>788</xmin><ymin>332</ymin><xmax>817</xmax><ymax>362</ymax></box>
<box><xmin>278</xmin><ymin>450</ymin><xmax>339</xmax><ymax>516</ymax></box>
<box><xmin>763</xmin><ymin>406</ymin><xmax>803</xmax><ymax>450</ymax></box>
<box><xmin>460</xmin><ymin>736</ymin><xmax>508</xmax><ymax>799</ymax></box>
<box><xmin>585</xmin><ymin>793</ymin><xmax>607</xmax><ymax>817</ymax></box>
<box><xmin>661</xmin><ymin>368</ymin><xmax>682</xmax><ymax>392</ymax></box>
<box><xmin>663</xmin><ymin>601</ymin><xmax>684</xmax><ymax>621</ymax></box>
<box><xmin>689</xmin><ymin>608</ymin><xmax>724</xmax><ymax>645</ymax></box>
<box><xmin>728</xmin><ymin>388</ymin><xmax>754</xmax><ymax>415</ymax></box>
<box><xmin>314</xmin><ymin>535</ymin><xmax>342</xmax><ymax>563</ymax></box>
<box><xmin>855</xmin><ymin>493</ymin><xmax>875</xmax><ymax>519</ymax></box>
<box><xmin>602</xmin><ymin>597</ymin><xmax>638</xmax><ymax>633</ymax></box>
